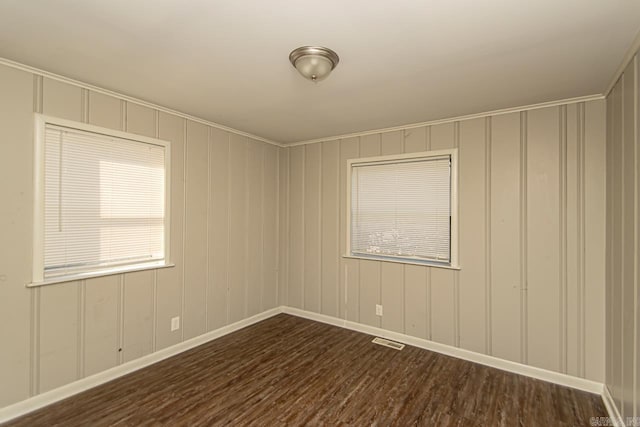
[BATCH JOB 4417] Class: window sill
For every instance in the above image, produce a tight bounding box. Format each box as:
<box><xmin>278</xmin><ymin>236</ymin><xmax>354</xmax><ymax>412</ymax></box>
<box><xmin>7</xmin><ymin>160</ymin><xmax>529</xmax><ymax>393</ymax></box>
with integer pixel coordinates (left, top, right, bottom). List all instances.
<box><xmin>27</xmin><ymin>262</ymin><xmax>175</xmax><ymax>288</ymax></box>
<box><xmin>342</xmin><ymin>254</ymin><xmax>461</xmax><ymax>270</ymax></box>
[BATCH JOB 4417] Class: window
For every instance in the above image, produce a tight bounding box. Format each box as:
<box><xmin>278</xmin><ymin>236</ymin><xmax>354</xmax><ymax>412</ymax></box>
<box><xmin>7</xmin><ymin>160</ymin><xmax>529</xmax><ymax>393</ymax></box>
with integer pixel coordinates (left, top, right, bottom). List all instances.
<box><xmin>346</xmin><ymin>149</ymin><xmax>459</xmax><ymax>268</ymax></box>
<box><xmin>30</xmin><ymin>115</ymin><xmax>171</xmax><ymax>286</ymax></box>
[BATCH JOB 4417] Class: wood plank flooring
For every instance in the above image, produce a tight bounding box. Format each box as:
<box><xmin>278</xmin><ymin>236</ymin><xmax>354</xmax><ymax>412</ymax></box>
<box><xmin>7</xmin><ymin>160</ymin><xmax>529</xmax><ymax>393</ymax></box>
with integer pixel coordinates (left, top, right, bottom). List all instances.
<box><xmin>4</xmin><ymin>314</ymin><xmax>607</xmax><ymax>426</ymax></box>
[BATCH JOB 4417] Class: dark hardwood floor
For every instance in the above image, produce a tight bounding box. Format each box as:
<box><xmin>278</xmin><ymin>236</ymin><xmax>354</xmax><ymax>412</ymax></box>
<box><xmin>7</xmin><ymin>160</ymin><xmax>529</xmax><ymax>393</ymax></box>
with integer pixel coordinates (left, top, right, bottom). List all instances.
<box><xmin>4</xmin><ymin>314</ymin><xmax>607</xmax><ymax>426</ymax></box>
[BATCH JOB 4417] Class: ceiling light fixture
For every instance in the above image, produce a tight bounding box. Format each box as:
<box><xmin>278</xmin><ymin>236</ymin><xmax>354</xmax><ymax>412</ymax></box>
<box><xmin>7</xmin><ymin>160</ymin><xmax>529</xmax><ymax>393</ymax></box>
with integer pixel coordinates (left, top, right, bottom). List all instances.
<box><xmin>289</xmin><ymin>46</ymin><xmax>339</xmax><ymax>82</ymax></box>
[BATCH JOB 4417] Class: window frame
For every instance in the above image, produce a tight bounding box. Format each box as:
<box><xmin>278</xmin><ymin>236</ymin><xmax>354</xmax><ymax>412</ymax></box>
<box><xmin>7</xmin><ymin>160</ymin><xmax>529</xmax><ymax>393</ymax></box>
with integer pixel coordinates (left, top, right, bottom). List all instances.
<box><xmin>344</xmin><ymin>148</ymin><xmax>460</xmax><ymax>270</ymax></box>
<box><xmin>29</xmin><ymin>114</ymin><xmax>173</xmax><ymax>287</ymax></box>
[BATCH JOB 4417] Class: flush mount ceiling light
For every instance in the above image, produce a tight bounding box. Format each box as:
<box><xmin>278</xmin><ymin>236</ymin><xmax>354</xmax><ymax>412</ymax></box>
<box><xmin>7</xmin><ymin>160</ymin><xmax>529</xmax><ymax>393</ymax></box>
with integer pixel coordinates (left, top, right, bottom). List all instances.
<box><xmin>289</xmin><ymin>46</ymin><xmax>340</xmax><ymax>82</ymax></box>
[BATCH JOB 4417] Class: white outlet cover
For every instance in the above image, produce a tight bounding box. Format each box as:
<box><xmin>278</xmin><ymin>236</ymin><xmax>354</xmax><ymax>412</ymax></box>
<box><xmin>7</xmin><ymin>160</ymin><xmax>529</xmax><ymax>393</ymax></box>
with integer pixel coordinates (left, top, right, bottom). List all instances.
<box><xmin>171</xmin><ymin>316</ymin><xmax>180</xmax><ymax>331</ymax></box>
<box><xmin>375</xmin><ymin>304</ymin><xmax>383</xmax><ymax>316</ymax></box>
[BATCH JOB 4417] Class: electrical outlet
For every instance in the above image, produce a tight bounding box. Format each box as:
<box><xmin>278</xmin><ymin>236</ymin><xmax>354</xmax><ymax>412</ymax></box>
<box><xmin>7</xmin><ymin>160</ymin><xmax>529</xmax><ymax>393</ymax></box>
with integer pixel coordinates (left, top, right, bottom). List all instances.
<box><xmin>375</xmin><ymin>304</ymin><xmax>383</xmax><ymax>316</ymax></box>
<box><xmin>171</xmin><ymin>316</ymin><xmax>180</xmax><ymax>331</ymax></box>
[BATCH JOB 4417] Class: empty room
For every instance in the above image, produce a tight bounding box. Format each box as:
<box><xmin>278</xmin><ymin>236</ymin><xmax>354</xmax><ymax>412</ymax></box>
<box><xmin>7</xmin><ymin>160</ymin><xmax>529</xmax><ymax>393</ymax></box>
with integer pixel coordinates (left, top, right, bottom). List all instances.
<box><xmin>0</xmin><ymin>1</ymin><xmax>639</xmax><ymax>425</ymax></box>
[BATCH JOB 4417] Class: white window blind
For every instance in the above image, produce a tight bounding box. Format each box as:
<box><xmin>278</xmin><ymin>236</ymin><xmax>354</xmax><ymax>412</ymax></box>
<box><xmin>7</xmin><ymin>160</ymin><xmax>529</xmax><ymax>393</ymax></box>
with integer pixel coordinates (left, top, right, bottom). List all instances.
<box><xmin>43</xmin><ymin>125</ymin><xmax>166</xmax><ymax>278</ymax></box>
<box><xmin>350</xmin><ymin>156</ymin><xmax>451</xmax><ymax>264</ymax></box>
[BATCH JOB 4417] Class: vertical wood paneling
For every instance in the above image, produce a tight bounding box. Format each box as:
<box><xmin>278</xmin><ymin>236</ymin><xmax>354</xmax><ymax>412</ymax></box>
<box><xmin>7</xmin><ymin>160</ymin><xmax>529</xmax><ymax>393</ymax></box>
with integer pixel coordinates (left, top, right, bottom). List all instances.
<box><xmin>29</xmin><ymin>75</ymin><xmax>44</xmax><ymax>396</ymax></box>
<box><xmin>566</xmin><ymin>103</ymin><xmax>579</xmax><ymax>377</ymax></box>
<box><xmin>0</xmin><ymin>62</ymin><xmax>284</xmax><ymax>409</ymax></box>
<box><xmin>429</xmin><ymin>123</ymin><xmax>456</xmax><ymax>346</ymax></box>
<box><xmin>43</xmin><ymin>78</ymin><xmax>82</xmax><ymax>120</ymax></box>
<box><xmin>484</xmin><ymin>118</ymin><xmax>492</xmax><ymax>354</ymax></box>
<box><xmin>321</xmin><ymin>140</ymin><xmax>340</xmax><ymax>317</ymax></box>
<box><xmin>339</xmin><ymin>138</ymin><xmax>360</xmax><ymax>321</ymax></box>
<box><xmin>381</xmin><ymin>130</ymin><xmax>403</xmax><ymax>155</ymax></box>
<box><xmin>636</xmin><ymin>56</ymin><xmax>640</xmax><ymax>420</ymax></box>
<box><xmin>380</xmin><ymin>263</ymin><xmax>404</xmax><ymax>333</ymax></box>
<box><xmin>605</xmin><ymin>51</ymin><xmax>640</xmax><ymax>420</ymax></box>
<box><xmin>520</xmin><ymin>112</ymin><xmax>529</xmax><ymax>364</ymax></box>
<box><xmin>559</xmin><ymin>106</ymin><xmax>568</xmax><ymax>374</ymax></box>
<box><xmin>458</xmin><ymin>118</ymin><xmax>487</xmax><ymax>353</ymax></box>
<box><xmin>453</xmin><ymin>123</ymin><xmax>461</xmax><ymax>348</ymax></box>
<box><xmin>403</xmin><ymin>266</ymin><xmax>427</xmax><ymax>339</ymax></box>
<box><xmin>358</xmin><ymin>134</ymin><xmax>382</xmax><ymax>328</ymax></box>
<box><xmin>83</xmin><ymin>276</ymin><xmax>119</xmax><ymax>376</ymax></box>
<box><xmin>0</xmin><ymin>67</ymin><xmax>34</xmax><ymax>406</ymax></box>
<box><xmin>152</xmin><ymin>115</ymin><xmax>160</xmax><ymax>353</ymax></box>
<box><xmin>359</xmin><ymin>134</ymin><xmax>381</xmax><ymax>156</ymax></box>
<box><xmin>228</xmin><ymin>135</ymin><xmax>248</xmax><ymax>322</ymax></box>
<box><xmin>156</xmin><ymin>112</ymin><xmax>185</xmax><ymax>350</ymax></box>
<box><xmin>208</xmin><ymin>128</ymin><xmax>230</xmax><ymax>329</ymax></box>
<box><xmin>584</xmin><ymin>100</ymin><xmax>606</xmax><ymax>382</ymax></box>
<box><xmin>122</xmin><ymin>271</ymin><xmax>154</xmax><ymax>362</ymax></box>
<box><xmin>380</xmin><ymin>131</ymin><xmax>405</xmax><ymax>333</ymax></box>
<box><xmin>88</xmin><ymin>92</ymin><xmax>122</xmax><ymax>129</ymax></box>
<box><xmin>490</xmin><ymin>113</ymin><xmax>522</xmax><ymax>363</ymax></box>
<box><xmin>183</xmin><ymin>121</ymin><xmax>209</xmax><ymax>338</ymax></box>
<box><xmin>610</xmin><ymin>81</ymin><xmax>623</xmax><ymax>409</ymax></box>
<box><xmin>621</xmin><ymin>60</ymin><xmax>636</xmax><ymax>419</ymax></box>
<box><xmin>285</xmin><ymin>99</ymin><xmax>607</xmax><ymax>387</ymax></box>
<box><xmin>606</xmin><ymin>88</ymin><xmax>616</xmax><ymax>406</ymax></box>
<box><xmin>304</xmin><ymin>143</ymin><xmax>321</xmax><ymax>313</ymax></box>
<box><xmin>263</xmin><ymin>144</ymin><xmax>279</xmax><ymax>310</ymax></box>
<box><xmin>635</xmin><ymin>57</ymin><xmax>640</xmax><ymax>420</ymax></box>
<box><xmin>121</xmin><ymin>103</ymin><xmax>156</xmax><ymax>360</ymax></box>
<box><xmin>605</xmin><ymin>93</ymin><xmax>614</xmax><ymax>390</ymax></box>
<box><xmin>126</xmin><ymin>103</ymin><xmax>156</xmax><ymax>137</ymax></box>
<box><xmin>203</xmin><ymin>123</ymin><xmax>211</xmax><ymax>334</ymax></box>
<box><xmin>0</xmin><ymin>59</ymin><xmax>617</xmax><ymax>411</ymax></box>
<box><xmin>527</xmin><ymin>107</ymin><xmax>561</xmax><ymax>372</ymax></box>
<box><xmin>403</xmin><ymin>127</ymin><xmax>427</xmax><ymax>153</ymax></box>
<box><xmin>288</xmin><ymin>146</ymin><xmax>305</xmax><ymax>309</ymax></box>
<box><xmin>247</xmin><ymin>140</ymin><xmax>264</xmax><ymax>317</ymax></box>
<box><xmin>116</xmin><ymin>103</ymin><xmax>127</xmax><ymax>365</ymax></box>
<box><xmin>279</xmin><ymin>148</ymin><xmax>290</xmax><ymax>307</ymax></box>
<box><xmin>38</xmin><ymin>283</ymin><xmax>79</xmax><ymax>392</ymax></box>
<box><xmin>402</xmin><ymin>127</ymin><xmax>428</xmax><ymax>339</ymax></box>
<box><xmin>83</xmin><ymin>91</ymin><xmax>122</xmax><ymax>373</ymax></box>
<box><xmin>359</xmin><ymin>260</ymin><xmax>381</xmax><ymax>327</ymax></box>
<box><xmin>39</xmin><ymin>78</ymin><xmax>83</xmax><ymax>392</ymax></box>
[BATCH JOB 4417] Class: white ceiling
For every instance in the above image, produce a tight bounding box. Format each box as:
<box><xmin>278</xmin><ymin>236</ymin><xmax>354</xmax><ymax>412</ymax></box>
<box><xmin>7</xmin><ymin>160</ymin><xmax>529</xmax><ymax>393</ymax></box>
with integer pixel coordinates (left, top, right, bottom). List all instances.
<box><xmin>0</xmin><ymin>1</ymin><xmax>639</xmax><ymax>143</ymax></box>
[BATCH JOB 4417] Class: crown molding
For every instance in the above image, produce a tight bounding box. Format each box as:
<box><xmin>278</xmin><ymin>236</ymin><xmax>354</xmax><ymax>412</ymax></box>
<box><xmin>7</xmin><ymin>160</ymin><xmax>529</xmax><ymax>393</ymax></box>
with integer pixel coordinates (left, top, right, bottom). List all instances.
<box><xmin>0</xmin><ymin>57</ymin><xmax>284</xmax><ymax>148</ymax></box>
<box><xmin>604</xmin><ymin>28</ymin><xmax>640</xmax><ymax>97</ymax></box>
<box><xmin>0</xmin><ymin>56</ymin><xmax>609</xmax><ymax>149</ymax></box>
<box><xmin>286</xmin><ymin>93</ymin><xmax>605</xmax><ymax>147</ymax></box>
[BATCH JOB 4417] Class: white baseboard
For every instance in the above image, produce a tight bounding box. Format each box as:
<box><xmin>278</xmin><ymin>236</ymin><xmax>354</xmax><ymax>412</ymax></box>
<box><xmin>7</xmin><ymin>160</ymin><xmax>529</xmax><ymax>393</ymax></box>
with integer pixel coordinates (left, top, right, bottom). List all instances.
<box><xmin>0</xmin><ymin>307</ymin><xmax>283</xmax><ymax>424</ymax></box>
<box><xmin>281</xmin><ymin>306</ymin><xmax>605</xmax><ymax>395</ymax></box>
<box><xmin>1</xmin><ymin>305</ymin><xmax>620</xmax><ymax>425</ymax></box>
<box><xmin>601</xmin><ymin>385</ymin><xmax>624</xmax><ymax>427</ymax></box>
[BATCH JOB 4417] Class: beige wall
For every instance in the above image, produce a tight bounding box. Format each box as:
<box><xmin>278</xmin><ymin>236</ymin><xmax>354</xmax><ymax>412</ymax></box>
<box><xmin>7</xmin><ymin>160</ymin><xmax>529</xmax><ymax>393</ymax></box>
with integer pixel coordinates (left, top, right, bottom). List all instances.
<box><xmin>0</xmin><ymin>57</ymin><xmax>612</xmax><ymax>411</ymax></box>
<box><xmin>606</xmin><ymin>52</ymin><xmax>639</xmax><ymax>421</ymax></box>
<box><xmin>0</xmin><ymin>63</ymin><xmax>281</xmax><ymax>408</ymax></box>
<box><xmin>282</xmin><ymin>99</ymin><xmax>607</xmax><ymax>382</ymax></box>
